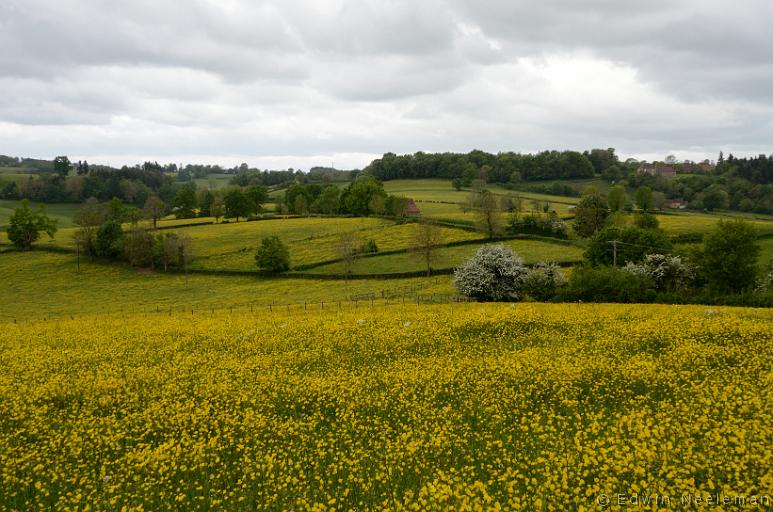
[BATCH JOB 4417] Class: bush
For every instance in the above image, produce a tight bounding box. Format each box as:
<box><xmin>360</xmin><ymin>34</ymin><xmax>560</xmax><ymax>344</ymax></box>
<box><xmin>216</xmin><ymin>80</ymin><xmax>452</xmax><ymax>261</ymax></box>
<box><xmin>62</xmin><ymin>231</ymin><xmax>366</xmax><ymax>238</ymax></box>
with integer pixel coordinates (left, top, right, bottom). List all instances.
<box><xmin>255</xmin><ymin>236</ymin><xmax>290</xmax><ymax>273</ymax></box>
<box><xmin>507</xmin><ymin>213</ymin><xmax>568</xmax><ymax>239</ymax></box>
<box><xmin>573</xmin><ymin>191</ymin><xmax>608</xmax><ymax>237</ymax></box>
<box><xmin>623</xmin><ymin>254</ymin><xmax>694</xmax><ymax>292</ymax></box>
<box><xmin>757</xmin><ymin>260</ymin><xmax>773</xmax><ymax>292</ymax></box>
<box><xmin>585</xmin><ymin>226</ymin><xmax>671</xmax><ymax>267</ymax></box>
<box><xmin>558</xmin><ymin>266</ymin><xmax>655</xmax><ymax>303</ymax></box>
<box><xmin>694</xmin><ymin>219</ymin><xmax>760</xmax><ymax>293</ymax></box>
<box><xmin>453</xmin><ymin>245</ymin><xmax>529</xmax><ymax>301</ymax></box>
<box><xmin>523</xmin><ymin>262</ymin><xmax>567</xmax><ymax>301</ymax></box>
<box><xmin>359</xmin><ymin>239</ymin><xmax>379</xmax><ymax>254</ymax></box>
<box><xmin>95</xmin><ymin>220</ymin><xmax>124</xmax><ymax>259</ymax></box>
<box><xmin>633</xmin><ymin>213</ymin><xmax>659</xmax><ymax>229</ymax></box>
<box><xmin>123</xmin><ymin>227</ymin><xmax>156</xmax><ymax>267</ymax></box>
<box><xmin>6</xmin><ymin>199</ymin><xmax>58</xmax><ymax>250</ymax></box>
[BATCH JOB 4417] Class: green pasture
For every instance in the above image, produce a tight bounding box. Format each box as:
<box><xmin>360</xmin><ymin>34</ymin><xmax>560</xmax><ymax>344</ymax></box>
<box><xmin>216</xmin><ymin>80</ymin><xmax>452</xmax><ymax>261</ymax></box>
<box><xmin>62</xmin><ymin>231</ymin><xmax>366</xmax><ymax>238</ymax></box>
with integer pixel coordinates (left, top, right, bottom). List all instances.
<box><xmin>0</xmin><ymin>200</ymin><xmax>80</xmax><ymax>229</ymax></box>
<box><xmin>307</xmin><ymin>239</ymin><xmax>583</xmax><ymax>275</ymax></box>
<box><xmin>0</xmin><ymin>251</ymin><xmax>454</xmax><ymax>321</ymax></box>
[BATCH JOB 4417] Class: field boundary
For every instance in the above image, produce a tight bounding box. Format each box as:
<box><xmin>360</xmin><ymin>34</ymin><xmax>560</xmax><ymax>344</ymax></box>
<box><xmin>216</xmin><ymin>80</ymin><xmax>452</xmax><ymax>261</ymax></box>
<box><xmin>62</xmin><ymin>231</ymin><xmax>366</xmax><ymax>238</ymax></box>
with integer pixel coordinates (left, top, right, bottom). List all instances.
<box><xmin>0</xmin><ymin>290</ymin><xmax>475</xmax><ymax>324</ymax></box>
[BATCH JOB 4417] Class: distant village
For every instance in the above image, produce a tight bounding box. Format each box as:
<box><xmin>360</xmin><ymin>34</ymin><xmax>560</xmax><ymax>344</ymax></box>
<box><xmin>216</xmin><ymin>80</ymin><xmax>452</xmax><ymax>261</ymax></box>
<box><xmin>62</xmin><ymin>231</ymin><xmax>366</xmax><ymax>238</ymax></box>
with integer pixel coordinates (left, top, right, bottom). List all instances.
<box><xmin>636</xmin><ymin>159</ymin><xmax>716</xmax><ymax>210</ymax></box>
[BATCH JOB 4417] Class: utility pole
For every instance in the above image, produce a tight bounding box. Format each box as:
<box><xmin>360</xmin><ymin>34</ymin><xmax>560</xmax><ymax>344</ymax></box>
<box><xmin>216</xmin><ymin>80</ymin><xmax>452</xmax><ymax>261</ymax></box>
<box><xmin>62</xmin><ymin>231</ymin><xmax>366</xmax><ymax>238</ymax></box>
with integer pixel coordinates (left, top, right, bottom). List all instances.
<box><xmin>612</xmin><ymin>240</ymin><xmax>618</xmax><ymax>267</ymax></box>
<box><xmin>607</xmin><ymin>240</ymin><xmax>619</xmax><ymax>267</ymax></box>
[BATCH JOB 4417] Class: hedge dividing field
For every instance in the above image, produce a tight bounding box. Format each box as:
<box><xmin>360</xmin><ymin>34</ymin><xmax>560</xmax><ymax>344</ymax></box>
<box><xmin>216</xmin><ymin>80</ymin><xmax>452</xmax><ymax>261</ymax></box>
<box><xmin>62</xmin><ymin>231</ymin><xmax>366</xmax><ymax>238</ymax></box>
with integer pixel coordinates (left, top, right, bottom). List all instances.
<box><xmin>0</xmin><ymin>303</ymin><xmax>770</xmax><ymax>510</ymax></box>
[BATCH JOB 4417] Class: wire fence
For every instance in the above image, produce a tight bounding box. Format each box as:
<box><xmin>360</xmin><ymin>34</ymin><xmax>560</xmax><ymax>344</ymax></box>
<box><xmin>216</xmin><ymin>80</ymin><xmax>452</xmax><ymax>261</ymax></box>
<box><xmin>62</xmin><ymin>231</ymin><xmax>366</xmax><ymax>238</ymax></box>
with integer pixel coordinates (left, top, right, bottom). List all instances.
<box><xmin>1</xmin><ymin>286</ymin><xmax>476</xmax><ymax>325</ymax></box>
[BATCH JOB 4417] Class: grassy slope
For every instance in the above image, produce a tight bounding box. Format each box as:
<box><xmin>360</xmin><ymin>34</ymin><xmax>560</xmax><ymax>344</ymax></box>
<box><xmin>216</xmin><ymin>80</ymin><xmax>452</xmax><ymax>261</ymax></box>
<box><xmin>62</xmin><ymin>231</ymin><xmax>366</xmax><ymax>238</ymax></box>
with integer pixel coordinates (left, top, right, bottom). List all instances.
<box><xmin>0</xmin><ymin>199</ymin><xmax>80</xmax><ymax>229</ymax></box>
<box><xmin>383</xmin><ymin>179</ymin><xmax>579</xmax><ymax>217</ymax></box>
<box><xmin>308</xmin><ymin>239</ymin><xmax>584</xmax><ymax>275</ymax></box>
<box><xmin>656</xmin><ymin>212</ymin><xmax>773</xmax><ymax>236</ymax></box>
<box><xmin>192</xmin><ymin>173</ymin><xmax>234</xmax><ymax>190</ymax></box>
<box><xmin>0</xmin><ymin>251</ymin><xmax>455</xmax><ymax>321</ymax></box>
<box><xmin>183</xmin><ymin>220</ymin><xmax>483</xmax><ymax>271</ymax></box>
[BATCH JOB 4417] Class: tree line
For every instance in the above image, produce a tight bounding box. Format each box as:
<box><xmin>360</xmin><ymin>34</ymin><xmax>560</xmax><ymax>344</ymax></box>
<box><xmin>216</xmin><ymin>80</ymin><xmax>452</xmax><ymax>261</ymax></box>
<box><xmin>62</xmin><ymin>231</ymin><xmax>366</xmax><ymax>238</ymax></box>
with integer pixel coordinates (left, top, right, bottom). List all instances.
<box><xmin>281</xmin><ymin>177</ymin><xmax>411</xmax><ymax>217</ymax></box>
<box><xmin>363</xmin><ymin>150</ymin><xmax>596</xmax><ymax>184</ymax></box>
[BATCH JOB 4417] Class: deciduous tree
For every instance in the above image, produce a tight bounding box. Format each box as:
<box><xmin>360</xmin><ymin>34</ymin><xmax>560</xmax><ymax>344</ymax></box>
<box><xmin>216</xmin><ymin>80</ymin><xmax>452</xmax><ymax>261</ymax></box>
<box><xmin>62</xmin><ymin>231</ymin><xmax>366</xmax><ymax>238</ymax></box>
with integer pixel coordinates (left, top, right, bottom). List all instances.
<box><xmin>255</xmin><ymin>236</ymin><xmax>290</xmax><ymax>273</ymax></box>
<box><xmin>143</xmin><ymin>196</ymin><xmax>166</xmax><ymax>229</ymax></box>
<box><xmin>694</xmin><ymin>219</ymin><xmax>759</xmax><ymax>293</ymax></box>
<box><xmin>412</xmin><ymin>221</ymin><xmax>443</xmax><ymax>276</ymax></box>
<box><xmin>6</xmin><ymin>199</ymin><xmax>58</xmax><ymax>250</ymax></box>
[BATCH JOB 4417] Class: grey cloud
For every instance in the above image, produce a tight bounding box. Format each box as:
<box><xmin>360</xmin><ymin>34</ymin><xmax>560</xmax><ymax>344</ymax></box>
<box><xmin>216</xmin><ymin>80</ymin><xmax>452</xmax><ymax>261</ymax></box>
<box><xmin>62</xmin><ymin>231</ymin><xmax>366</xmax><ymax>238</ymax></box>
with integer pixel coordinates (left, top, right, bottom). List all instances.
<box><xmin>0</xmin><ymin>0</ymin><xmax>771</xmax><ymax>165</ymax></box>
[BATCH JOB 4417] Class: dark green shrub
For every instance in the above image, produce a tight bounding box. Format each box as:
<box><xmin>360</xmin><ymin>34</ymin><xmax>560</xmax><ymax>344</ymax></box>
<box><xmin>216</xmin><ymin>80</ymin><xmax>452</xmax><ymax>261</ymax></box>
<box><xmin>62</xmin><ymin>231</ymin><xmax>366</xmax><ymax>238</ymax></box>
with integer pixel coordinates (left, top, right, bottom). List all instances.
<box><xmin>585</xmin><ymin>226</ymin><xmax>671</xmax><ymax>266</ymax></box>
<box><xmin>95</xmin><ymin>220</ymin><xmax>124</xmax><ymax>259</ymax></box>
<box><xmin>255</xmin><ymin>236</ymin><xmax>290</xmax><ymax>273</ymax></box>
<box><xmin>508</xmin><ymin>213</ymin><xmax>568</xmax><ymax>239</ymax></box>
<box><xmin>558</xmin><ymin>266</ymin><xmax>655</xmax><ymax>303</ymax></box>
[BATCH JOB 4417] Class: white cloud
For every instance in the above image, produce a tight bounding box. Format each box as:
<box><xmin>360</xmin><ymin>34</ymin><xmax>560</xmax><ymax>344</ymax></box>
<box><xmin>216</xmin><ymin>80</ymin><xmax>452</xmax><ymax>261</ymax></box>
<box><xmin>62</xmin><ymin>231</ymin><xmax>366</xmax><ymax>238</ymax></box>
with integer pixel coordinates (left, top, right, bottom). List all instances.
<box><xmin>0</xmin><ymin>0</ymin><xmax>771</xmax><ymax>168</ymax></box>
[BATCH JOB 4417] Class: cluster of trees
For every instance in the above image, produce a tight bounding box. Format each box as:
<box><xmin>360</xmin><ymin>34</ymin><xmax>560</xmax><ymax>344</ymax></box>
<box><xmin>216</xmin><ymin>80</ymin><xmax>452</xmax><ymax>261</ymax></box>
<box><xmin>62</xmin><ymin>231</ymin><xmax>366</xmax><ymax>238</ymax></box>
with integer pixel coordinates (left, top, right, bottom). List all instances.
<box><xmin>562</xmin><ymin>220</ymin><xmax>765</xmax><ymax>302</ymax></box>
<box><xmin>0</xmin><ymin>155</ymin><xmax>55</xmax><ymax>172</ymax></box>
<box><xmin>453</xmin><ymin>219</ymin><xmax>770</xmax><ymax>305</ymax></box>
<box><xmin>4</xmin><ymin>197</ymin><xmax>194</xmax><ymax>274</ymax></box>
<box><xmin>453</xmin><ymin>245</ymin><xmax>566</xmax><ymax>302</ymax></box>
<box><xmin>232</xmin><ymin>166</ymin><xmax>356</xmax><ymax>187</ymax></box>
<box><xmin>72</xmin><ymin>198</ymin><xmax>194</xmax><ymax>273</ymax></box>
<box><xmin>363</xmin><ymin>150</ymin><xmax>597</xmax><ymax>184</ymax></box>
<box><xmin>282</xmin><ymin>176</ymin><xmax>410</xmax><ymax>217</ymax></box>
<box><xmin>572</xmin><ymin>186</ymin><xmax>668</xmax><ymax>238</ymax></box>
<box><xmin>0</xmin><ymin>155</ymin><xmax>325</xmax><ymax>207</ymax></box>
<box><xmin>362</xmin><ymin>149</ymin><xmax>773</xmax><ymax>214</ymax></box>
<box><xmin>4</xmin><ymin>200</ymin><xmax>58</xmax><ymax>250</ymax></box>
<box><xmin>507</xmin><ymin>213</ymin><xmax>568</xmax><ymax>239</ymax></box>
<box><xmin>64</xmin><ymin>184</ymin><xmax>272</xmax><ymax>226</ymax></box>
<box><xmin>0</xmin><ymin>159</ymin><xmax>183</xmax><ymax>206</ymax></box>
<box><xmin>604</xmin><ymin>153</ymin><xmax>773</xmax><ymax>214</ymax></box>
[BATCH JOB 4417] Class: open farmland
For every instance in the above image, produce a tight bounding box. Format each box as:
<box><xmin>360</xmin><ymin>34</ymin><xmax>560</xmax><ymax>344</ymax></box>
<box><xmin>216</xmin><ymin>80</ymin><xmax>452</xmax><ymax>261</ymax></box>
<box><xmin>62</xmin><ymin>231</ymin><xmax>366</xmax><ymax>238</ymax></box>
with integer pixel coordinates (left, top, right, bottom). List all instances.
<box><xmin>0</xmin><ymin>303</ymin><xmax>770</xmax><ymax>510</ymax></box>
<box><xmin>656</xmin><ymin>212</ymin><xmax>773</xmax><ymax>237</ymax></box>
<box><xmin>0</xmin><ymin>199</ymin><xmax>80</xmax><ymax>229</ymax></box>
<box><xmin>381</xmin><ymin>180</ymin><xmax>579</xmax><ymax>219</ymax></box>
<box><xmin>192</xmin><ymin>172</ymin><xmax>236</xmax><ymax>190</ymax></box>
<box><xmin>167</xmin><ymin>218</ymin><xmax>484</xmax><ymax>271</ymax></box>
<box><xmin>307</xmin><ymin>238</ymin><xmax>583</xmax><ymax>275</ymax></box>
<box><xmin>0</xmin><ymin>251</ymin><xmax>455</xmax><ymax>321</ymax></box>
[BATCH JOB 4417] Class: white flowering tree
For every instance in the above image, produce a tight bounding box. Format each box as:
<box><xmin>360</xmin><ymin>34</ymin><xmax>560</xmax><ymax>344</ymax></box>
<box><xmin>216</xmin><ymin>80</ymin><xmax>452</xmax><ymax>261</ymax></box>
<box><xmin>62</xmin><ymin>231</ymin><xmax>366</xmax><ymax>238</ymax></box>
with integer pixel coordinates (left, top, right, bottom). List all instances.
<box><xmin>523</xmin><ymin>261</ymin><xmax>567</xmax><ymax>301</ymax></box>
<box><xmin>757</xmin><ymin>260</ymin><xmax>773</xmax><ymax>291</ymax></box>
<box><xmin>453</xmin><ymin>245</ymin><xmax>528</xmax><ymax>301</ymax></box>
<box><xmin>623</xmin><ymin>254</ymin><xmax>694</xmax><ymax>292</ymax></box>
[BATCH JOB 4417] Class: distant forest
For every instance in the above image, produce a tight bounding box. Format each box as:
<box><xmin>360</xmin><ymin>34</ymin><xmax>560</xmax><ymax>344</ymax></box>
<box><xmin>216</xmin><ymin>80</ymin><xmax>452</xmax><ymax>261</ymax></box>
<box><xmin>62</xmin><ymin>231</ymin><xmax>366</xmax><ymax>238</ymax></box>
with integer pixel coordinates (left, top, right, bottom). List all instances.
<box><xmin>1</xmin><ymin>149</ymin><xmax>772</xmax><ymax>213</ymax></box>
<box><xmin>0</xmin><ymin>157</ymin><xmax>355</xmax><ymax>207</ymax></box>
<box><xmin>363</xmin><ymin>149</ymin><xmax>773</xmax><ymax>213</ymax></box>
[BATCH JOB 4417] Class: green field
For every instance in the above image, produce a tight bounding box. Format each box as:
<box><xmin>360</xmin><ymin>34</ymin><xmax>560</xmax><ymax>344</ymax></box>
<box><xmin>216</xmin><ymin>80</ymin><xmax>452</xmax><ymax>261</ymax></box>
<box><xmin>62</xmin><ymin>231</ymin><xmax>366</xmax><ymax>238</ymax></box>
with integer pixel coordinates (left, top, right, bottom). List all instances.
<box><xmin>307</xmin><ymin>239</ymin><xmax>583</xmax><ymax>275</ymax></box>
<box><xmin>656</xmin><ymin>212</ymin><xmax>773</xmax><ymax>236</ymax></box>
<box><xmin>192</xmin><ymin>172</ymin><xmax>236</xmax><ymax>190</ymax></box>
<box><xmin>0</xmin><ymin>199</ymin><xmax>80</xmax><ymax>229</ymax></box>
<box><xmin>0</xmin><ymin>167</ymin><xmax>34</xmax><ymax>184</ymax></box>
<box><xmin>0</xmin><ymin>251</ymin><xmax>454</xmax><ymax>321</ymax></box>
<box><xmin>183</xmin><ymin>219</ymin><xmax>482</xmax><ymax>271</ymax></box>
<box><xmin>382</xmin><ymin>179</ymin><xmax>579</xmax><ymax>218</ymax></box>
<box><xmin>3</xmin><ymin>178</ymin><xmax>773</xmax><ymax>294</ymax></box>
<box><xmin>758</xmin><ymin>237</ymin><xmax>773</xmax><ymax>269</ymax></box>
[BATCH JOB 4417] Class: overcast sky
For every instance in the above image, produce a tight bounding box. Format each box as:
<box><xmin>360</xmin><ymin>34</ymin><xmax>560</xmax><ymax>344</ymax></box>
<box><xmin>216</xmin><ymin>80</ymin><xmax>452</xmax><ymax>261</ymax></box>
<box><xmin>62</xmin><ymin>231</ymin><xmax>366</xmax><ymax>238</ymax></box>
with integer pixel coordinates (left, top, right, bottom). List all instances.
<box><xmin>1</xmin><ymin>0</ymin><xmax>772</xmax><ymax>170</ymax></box>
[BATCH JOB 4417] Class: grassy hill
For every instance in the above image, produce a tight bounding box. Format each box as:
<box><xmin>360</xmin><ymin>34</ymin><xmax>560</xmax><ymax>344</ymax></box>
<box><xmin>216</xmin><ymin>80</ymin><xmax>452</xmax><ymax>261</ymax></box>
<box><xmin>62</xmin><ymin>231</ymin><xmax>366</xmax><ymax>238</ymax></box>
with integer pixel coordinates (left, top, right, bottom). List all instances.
<box><xmin>0</xmin><ymin>199</ymin><xmax>80</xmax><ymax>229</ymax></box>
<box><xmin>2</xmin><ymin>178</ymin><xmax>773</xmax><ymax>309</ymax></box>
<box><xmin>0</xmin><ymin>250</ymin><xmax>454</xmax><ymax>321</ymax></box>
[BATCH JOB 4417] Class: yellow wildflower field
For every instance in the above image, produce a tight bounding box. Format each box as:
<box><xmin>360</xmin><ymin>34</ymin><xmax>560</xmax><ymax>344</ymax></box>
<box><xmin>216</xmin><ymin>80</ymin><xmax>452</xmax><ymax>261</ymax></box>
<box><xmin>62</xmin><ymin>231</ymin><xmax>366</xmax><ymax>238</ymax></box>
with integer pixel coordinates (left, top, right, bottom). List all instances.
<box><xmin>0</xmin><ymin>303</ymin><xmax>771</xmax><ymax>511</ymax></box>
